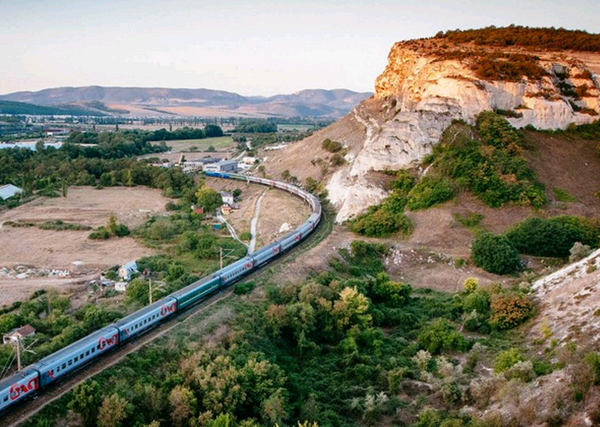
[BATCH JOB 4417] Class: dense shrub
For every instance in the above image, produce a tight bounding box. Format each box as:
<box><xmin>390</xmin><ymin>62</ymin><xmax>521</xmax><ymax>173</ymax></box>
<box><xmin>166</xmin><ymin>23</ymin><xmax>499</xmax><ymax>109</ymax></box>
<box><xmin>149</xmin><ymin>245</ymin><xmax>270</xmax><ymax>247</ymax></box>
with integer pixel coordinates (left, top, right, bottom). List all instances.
<box><xmin>330</xmin><ymin>153</ymin><xmax>346</xmax><ymax>166</ymax></box>
<box><xmin>490</xmin><ymin>294</ymin><xmax>533</xmax><ymax>330</ymax></box>
<box><xmin>417</xmin><ymin>318</ymin><xmax>469</xmax><ymax>355</ymax></box>
<box><xmin>493</xmin><ymin>348</ymin><xmax>525</xmax><ymax>373</ymax></box>
<box><xmin>350</xmin><ymin>209</ymin><xmax>412</xmax><ymax>237</ymax></box>
<box><xmin>407</xmin><ymin>176</ymin><xmax>454</xmax><ymax>210</ymax></box>
<box><xmin>474</xmin><ymin>53</ymin><xmax>547</xmax><ymax>82</ymax></box>
<box><xmin>471</xmin><ymin>233</ymin><xmax>522</xmax><ymax>275</ymax></box>
<box><xmin>505</xmin><ymin>216</ymin><xmax>600</xmax><ymax>257</ymax></box>
<box><xmin>88</xmin><ymin>227</ymin><xmax>110</xmax><ymax>240</ymax></box>
<box><xmin>321</xmin><ymin>138</ymin><xmax>343</xmax><ymax>153</ymax></box>
<box><xmin>434</xmin><ymin>115</ymin><xmax>546</xmax><ymax>208</ymax></box>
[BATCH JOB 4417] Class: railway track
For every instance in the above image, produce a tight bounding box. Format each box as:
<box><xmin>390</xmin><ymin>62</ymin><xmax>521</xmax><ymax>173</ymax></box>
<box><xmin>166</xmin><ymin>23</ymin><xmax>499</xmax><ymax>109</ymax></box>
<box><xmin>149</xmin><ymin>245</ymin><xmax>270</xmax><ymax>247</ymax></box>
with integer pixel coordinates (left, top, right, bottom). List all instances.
<box><xmin>3</xmin><ymin>289</ymin><xmax>234</xmax><ymax>427</ymax></box>
<box><xmin>2</xmin><ymin>198</ymin><xmax>332</xmax><ymax>426</ymax></box>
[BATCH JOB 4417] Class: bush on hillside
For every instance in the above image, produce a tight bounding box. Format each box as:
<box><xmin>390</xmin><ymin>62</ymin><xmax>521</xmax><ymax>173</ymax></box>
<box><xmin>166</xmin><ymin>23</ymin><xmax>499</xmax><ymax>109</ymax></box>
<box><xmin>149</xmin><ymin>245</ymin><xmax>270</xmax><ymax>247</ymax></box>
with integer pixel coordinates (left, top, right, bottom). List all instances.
<box><xmin>407</xmin><ymin>176</ymin><xmax>454</xmax><ymax>211</ymax></box>
<box><xmin>433</xmin><ymin>115</ymin><xmax>546</xmax><ymax>208</ymax></box>
<box><xmin>350</xmin><ymin>209</ymin><xmax>412</xmax><ymax>237</ymax></box>
<box><xmin>322</xmin><ymin>138</ymin><xmax>343</xmax><ymax>153</ymax></box>
<box><xmin>471</xmin><ymin>233</ymin><xmax>522</xmax><ymax>275</ymax></box>
<box><xmin>417</xmin><ymin>318</ymin><xmax>469</xmax><ymax>355</ymax></box>
<box><xmin>505</xmin><ymin>216</ymin><xmax>600</xmax><ymax>258</ymax></box>
<box><xmin>490</xmin><ymin>294</ymin><xmax>533</xmax><ymax>330</ymax></box>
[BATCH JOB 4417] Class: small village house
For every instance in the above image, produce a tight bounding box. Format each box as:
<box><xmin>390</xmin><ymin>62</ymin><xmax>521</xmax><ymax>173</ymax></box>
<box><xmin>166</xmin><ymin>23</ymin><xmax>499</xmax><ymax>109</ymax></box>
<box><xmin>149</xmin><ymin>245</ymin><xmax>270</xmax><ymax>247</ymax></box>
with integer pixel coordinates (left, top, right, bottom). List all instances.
<box><xmin>220</xmin><ymin>191</ymin><xmax>234</xmax><ymax>206</ymax></box>
<box><xmin>3</xmin><ymin>325</ymin><xmax>36</xmax><ymax>344</ymax></box>
<box><xmin>118</xmin><ymin>261</ymin><xmax>138</xmax><ymax>281</ymax></box>
<box><xmin>0</xmin><ymin>184</ymin><xmax>23</xmax><ymax>200</ymax></box>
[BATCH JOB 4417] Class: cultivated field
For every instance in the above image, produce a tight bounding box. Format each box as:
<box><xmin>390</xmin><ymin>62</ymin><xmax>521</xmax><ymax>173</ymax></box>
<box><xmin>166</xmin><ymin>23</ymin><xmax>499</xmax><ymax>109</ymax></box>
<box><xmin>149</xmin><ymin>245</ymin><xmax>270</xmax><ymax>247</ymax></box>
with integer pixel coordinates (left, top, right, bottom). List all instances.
<box><xmin>155</xmin><ymin>136</ymin><xmax>235</xmax><ymax>152</ymax></box>
<box><xmin>0</xmin><ymin>187</ymin><xmax>171</xmax><ymax>306</ymax></box>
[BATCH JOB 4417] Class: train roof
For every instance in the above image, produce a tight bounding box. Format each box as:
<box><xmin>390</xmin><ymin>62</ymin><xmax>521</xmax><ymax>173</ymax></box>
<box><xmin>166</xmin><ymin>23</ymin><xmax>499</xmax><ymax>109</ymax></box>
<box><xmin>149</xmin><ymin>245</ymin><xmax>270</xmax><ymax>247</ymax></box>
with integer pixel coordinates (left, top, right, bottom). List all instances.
<box><xmin>0</xmin><ymin>368</ymin><xmax>38</xmax><ymax>390</ymax></box>
<box><xmin>112</xmin><ymin>296</ymin><xmax>177</xmax><ymax>327</ymax></box>
<box><xmin>170</xmin><ymin>274</ymin><xmax>220</xmax><ymax>299</ymax></box>
<box><xmin>29</xmin><ymin>325</ymin><xmax>119</xmax><ymax>369</ymax></box>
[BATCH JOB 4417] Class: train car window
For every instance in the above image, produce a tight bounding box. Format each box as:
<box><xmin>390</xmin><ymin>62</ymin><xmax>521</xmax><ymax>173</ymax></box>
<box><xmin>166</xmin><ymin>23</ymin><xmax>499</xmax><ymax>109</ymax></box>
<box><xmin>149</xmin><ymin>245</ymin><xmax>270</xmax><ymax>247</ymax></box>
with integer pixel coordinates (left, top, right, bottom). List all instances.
<box><xmin>75</xmin><ymin>356</ymin><xmax>78</xmax><ymax>362</ymax></box>
<box><xmin>4</xmin><ymin>396</ymin><xmax>8</xmax><ymax>402</ymax></box>
<box><xmin>91</xmin><ymin>347</ymin><xmax>95</xmax><ymax>353</ymax></box>
<box><xmin>86</xmin><ymin>350</ymin><xmax>90</xmax><ymax>356</ymax></box>
<box><xmin>68</xmin><ymin>360</ymin><xmax>72</xmax><ymax>366</ymax></box>
<box><xmin>62</xmin><ymin>363</ymin><xmax>66</xmax><ymax>369</ymax></box>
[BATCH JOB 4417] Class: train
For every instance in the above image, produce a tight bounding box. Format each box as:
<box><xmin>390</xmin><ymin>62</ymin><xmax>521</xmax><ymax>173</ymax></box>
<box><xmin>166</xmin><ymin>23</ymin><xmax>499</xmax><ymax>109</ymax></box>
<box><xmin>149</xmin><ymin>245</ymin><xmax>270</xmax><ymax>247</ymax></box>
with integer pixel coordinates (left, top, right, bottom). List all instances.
<box><xmin>0</xmin><ymin>172</ymin><xmax>322</xmax><ymax>413</ymax></box>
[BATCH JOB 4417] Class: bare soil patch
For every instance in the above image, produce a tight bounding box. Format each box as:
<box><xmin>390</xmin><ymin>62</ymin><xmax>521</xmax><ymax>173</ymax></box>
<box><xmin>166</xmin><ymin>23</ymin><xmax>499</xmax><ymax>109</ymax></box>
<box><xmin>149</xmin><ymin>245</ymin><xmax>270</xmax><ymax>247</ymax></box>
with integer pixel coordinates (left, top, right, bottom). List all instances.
<box><xmin>0</xmin><ymin>187</ymin><xmax>170</xmax><ymax>306</ymax></box>
<box><xmin>204</xmin><ymin>177</ymin><xmax>311</xmax><ymax>247</ymax></box>
<box><xmin>523</xmin><ymin>131</ymin><xmax>600</xmax><ymax>217</ymax></box>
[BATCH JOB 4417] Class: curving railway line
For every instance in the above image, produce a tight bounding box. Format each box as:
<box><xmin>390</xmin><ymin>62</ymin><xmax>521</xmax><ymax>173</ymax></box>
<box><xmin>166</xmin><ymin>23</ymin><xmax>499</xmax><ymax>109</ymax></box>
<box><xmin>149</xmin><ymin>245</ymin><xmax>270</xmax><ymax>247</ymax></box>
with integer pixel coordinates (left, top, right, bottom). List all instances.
<box><xmin>0</xmin><ymin>172</ymin><xmax>322</xmax><ymax>419</ymax></box>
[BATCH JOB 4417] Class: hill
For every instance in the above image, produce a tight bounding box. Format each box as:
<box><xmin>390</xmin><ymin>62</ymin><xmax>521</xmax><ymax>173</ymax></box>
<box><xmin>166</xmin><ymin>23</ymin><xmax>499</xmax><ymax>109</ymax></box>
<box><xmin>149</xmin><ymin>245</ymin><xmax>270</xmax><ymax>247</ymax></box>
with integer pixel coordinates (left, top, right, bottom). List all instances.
<box><xmin>0</xmin><ymin>86</ymin><xmax>372</xmax><ymax>119</ymax></box>
<box><xmin>0</xmin><ymin>100</ymin><xmax>110</xmax><ymax>116</ymax></box>
<box><xmin>263</xmin><ymin>27</ymin><xmax>600</xmax><ymax>222</ymax></box>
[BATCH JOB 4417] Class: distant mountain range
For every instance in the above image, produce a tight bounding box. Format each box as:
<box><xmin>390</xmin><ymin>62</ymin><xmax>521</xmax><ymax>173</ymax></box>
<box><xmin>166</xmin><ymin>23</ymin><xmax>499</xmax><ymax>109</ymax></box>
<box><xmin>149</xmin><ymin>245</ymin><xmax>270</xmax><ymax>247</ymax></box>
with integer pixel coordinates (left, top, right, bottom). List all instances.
<box><xmin>0</xmin><ymin>86</ymin><xmax>373</xmax><ymax>118</ymax></box>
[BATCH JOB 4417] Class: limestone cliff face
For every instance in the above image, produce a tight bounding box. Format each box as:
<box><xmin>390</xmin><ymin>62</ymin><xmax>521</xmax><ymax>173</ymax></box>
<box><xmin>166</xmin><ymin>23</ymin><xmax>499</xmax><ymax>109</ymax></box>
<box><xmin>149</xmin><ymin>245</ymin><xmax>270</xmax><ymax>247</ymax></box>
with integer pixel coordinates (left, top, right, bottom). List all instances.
<box><xmin>326</xmin><ymin>42</ymin><xmax>600</xmax><ymax>222</ymax></box>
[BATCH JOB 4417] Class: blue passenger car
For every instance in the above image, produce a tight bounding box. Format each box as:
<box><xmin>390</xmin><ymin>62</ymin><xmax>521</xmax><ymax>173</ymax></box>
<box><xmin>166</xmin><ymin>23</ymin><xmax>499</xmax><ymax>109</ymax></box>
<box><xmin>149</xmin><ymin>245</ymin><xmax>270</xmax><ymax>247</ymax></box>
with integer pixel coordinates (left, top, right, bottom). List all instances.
<box><xmin>280</xmin><ymin>231</ymin><xmax>301</xmax><ymax>252</ymax></box>
<box><xmin>31</xmin><ymin>326</ymin><xmax>120</xmax><ymax>387</ymax></box>
<box><xmin>218</xmin><ymin>256</ymin><xmax>254</xmax><ymax>286</ymax></box>
<box><xmin>0</xmin><ymin>369</ymin><xmax>39</xmax><ymax>411</ymax></box>
<box><xmin>251</xmin><ymin>241</ymin><xmax>281</xmax><ymax>266</ymax></box>
<box><xmin>171</xmin><ymin>275</ymin><xmax>221</xmax><ymax>310</ymax></box>
<box><xmin>114</xmin><ymin>296</ymin><xmax>178</xmax><ymax>342</ymax></box>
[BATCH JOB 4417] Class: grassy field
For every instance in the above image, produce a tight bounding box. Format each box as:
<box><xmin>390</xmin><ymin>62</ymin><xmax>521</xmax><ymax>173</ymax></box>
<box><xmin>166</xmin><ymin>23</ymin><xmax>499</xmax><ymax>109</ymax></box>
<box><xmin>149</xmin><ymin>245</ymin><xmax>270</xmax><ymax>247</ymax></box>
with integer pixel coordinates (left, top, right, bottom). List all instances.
<box><xmin>156</xmin><ymin>136</ymin><xmax>234</xmax><ymax>152</ymax></box>
<box><xmin>277</xmin><ymin>124</ymin><xmax>315</xmax><ymax>132</ymax></box>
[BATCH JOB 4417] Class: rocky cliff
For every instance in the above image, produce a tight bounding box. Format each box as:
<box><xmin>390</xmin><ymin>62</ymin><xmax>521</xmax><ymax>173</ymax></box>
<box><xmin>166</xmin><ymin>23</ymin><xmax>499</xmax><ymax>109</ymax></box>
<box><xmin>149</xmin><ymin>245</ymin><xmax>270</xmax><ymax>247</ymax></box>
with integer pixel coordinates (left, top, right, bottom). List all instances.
<box><xmin>318</xmin><ymin>36</ymin><xmax>600</xmax><ymax>222</ymax></box>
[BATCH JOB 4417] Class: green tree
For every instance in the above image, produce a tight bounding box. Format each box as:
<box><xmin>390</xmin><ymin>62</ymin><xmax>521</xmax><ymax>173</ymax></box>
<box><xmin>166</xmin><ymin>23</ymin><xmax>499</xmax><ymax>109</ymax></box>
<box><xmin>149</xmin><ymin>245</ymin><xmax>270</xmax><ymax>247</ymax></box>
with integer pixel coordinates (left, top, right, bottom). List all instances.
<box><xmin>204</xmin><ymin>124</ymin><xmax>224</xmax><ymax>137</ymax></box>
<box><xmin>97</xmin><ymin>394</ymin><xmax>131</xmax><ymax>427</ymax></box>
<box><xmin>196</xmin><ymin>186</ymin><xmax>223</xmax><ymax>212</ymax></box>
<box><xmin>169</xmin><ymin>385</ymin><xmax>197</xmax><ymax>427</ymax></box>
<box><xmin>107</xmin><ymin>212</ymin><xmax>118</xmax><ymax>236</ymax></box>
<box><xmin>68</xmin><ymin>380</ymin><xmax>102</xmax><ymax>427</ymax></box>
<box><xmin>471</xmin><ymin>233</ymin><xmax>522</xmax><ymax>275</ymax></box>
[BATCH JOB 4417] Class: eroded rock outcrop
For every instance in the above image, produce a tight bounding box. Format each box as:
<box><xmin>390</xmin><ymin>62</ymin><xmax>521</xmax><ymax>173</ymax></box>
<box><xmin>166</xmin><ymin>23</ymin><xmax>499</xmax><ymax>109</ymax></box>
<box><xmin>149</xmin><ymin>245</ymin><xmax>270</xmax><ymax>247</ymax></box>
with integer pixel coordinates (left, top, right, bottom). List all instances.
<box><xmin>326</xmin><ymin>40</ymin><xmax>600</xmax><ymax>222</ymax></box>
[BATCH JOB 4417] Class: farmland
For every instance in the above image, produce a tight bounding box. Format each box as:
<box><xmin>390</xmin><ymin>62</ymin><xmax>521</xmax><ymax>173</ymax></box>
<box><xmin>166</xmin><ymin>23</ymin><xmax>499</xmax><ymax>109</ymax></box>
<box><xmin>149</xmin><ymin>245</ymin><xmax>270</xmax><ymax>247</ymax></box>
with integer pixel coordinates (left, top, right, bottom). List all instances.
<box><xmin>0</xmin><ymin>187</ymin><xmax>170</xmax><ymax>305</ymax></box>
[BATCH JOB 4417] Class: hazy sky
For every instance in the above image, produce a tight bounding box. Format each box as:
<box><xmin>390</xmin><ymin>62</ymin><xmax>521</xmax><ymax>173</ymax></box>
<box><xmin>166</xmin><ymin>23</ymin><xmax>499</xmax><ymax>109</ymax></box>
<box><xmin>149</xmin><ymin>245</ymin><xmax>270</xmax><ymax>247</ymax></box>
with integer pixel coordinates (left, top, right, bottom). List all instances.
<box><xmin>1</xmin><ymin>0</ymin><xmax>599</xmax><ymax>96</ymax></box>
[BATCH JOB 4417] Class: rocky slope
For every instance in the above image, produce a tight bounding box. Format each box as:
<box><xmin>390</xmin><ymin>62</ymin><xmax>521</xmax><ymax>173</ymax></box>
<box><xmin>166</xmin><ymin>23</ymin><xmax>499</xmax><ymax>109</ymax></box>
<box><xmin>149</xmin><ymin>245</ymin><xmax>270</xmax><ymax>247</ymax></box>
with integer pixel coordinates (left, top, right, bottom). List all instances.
<box><xmin>264</xmin><ymin>33</ymin><xmax>600</xmax><ymax>222</ymax></box>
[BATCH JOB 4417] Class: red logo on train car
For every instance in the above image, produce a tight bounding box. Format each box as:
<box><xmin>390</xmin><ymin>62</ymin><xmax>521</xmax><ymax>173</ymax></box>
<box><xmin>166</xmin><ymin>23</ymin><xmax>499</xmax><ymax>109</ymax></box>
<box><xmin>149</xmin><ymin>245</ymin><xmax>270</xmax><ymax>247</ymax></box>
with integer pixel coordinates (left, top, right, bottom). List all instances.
<box><xmin>9</xmin><ymin>377</ymin><xmax>39</xmax><ymax>401</ymax></box>
<box><xmin>245</xmin><ymin>261</ymin><xmax>253</xmax><ymax>269</ymax></box>
<box><xmin>272</xmin><ymin>247</ymin><xmax>280</xmax><ymax>254</ymax></box>
<box><xmin>295</xmin><ymin>234</ymin><xmax>301</xmax><ymax>241</ymax></box>
<box><xmin>160</xmin><ymin>301</ymin><xmax>177</xmax><ymax>317</ymax></box>
<box><xmin>98</xmin><ymin>333</ymin><xmax>118</xmax><ymax>350</ymax></box>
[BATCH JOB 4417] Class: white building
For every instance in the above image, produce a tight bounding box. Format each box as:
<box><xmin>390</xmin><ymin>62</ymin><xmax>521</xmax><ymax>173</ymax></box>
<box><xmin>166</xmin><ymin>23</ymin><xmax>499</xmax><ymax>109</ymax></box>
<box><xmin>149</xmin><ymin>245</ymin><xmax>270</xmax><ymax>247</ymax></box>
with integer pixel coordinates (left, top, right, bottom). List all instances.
<box><xmin>203</xmin><ymin>160</ymin><xmax>238</xmax><ymax>173</ymax></box>
<box><xmin>220</xmin><ymin>191</ymin><xmax>234</xmax><ymax>205</ymax></box>
<box><xmin>0</xmin><ymin>184</ymin><xmax>23</xmax><ymax>200</ymax></box>
<box><xmin>118</xmin><ymin>261</ymin><xmax>138</xmax><ymax>281</ymax></box>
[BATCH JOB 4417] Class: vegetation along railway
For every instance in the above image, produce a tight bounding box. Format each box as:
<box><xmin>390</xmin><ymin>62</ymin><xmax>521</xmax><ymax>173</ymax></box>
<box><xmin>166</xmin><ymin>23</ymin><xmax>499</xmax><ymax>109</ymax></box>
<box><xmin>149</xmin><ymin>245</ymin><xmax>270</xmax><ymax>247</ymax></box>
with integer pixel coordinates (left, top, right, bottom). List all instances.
<box><xmin>0</xmin><ymin>172</ymin><xmax>322</xmax><ymax>417</ymax></box>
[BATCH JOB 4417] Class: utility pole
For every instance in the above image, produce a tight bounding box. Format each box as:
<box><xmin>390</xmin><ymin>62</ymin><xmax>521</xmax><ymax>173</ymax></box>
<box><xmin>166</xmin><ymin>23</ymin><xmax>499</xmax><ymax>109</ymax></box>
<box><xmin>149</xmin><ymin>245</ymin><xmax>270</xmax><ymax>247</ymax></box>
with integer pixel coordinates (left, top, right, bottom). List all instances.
<box><xmin>220</xmin><ymin>247</ymin><xmax>236</xmax><ymax>269</ymax></box>
<box><xmin>148</xmin><ymin>277</ymin><xmax>153</xmax><ymax>304</ymax></box>
<box><xmin>16</xmin><ymin>337</ymin><xmax>21</xmax><ymax>371</ymax></box>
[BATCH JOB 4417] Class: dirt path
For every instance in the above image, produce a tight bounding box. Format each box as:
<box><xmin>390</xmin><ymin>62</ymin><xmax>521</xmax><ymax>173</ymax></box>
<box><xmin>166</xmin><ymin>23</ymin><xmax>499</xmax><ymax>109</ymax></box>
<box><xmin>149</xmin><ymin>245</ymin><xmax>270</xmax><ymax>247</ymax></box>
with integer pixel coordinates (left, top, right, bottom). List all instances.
<box><xmin>248</xmin><ymin>190</ymin><xmax>266</xmax><ymax>254</ymax></box>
